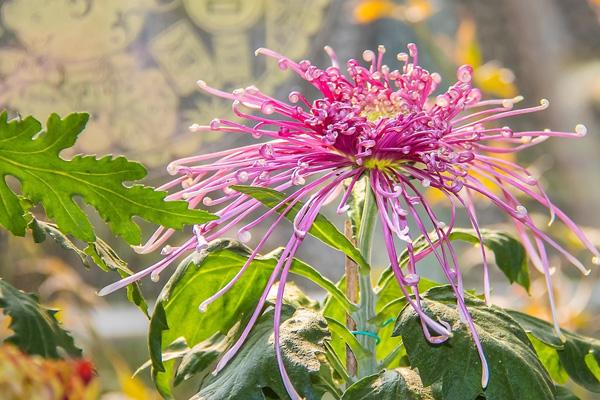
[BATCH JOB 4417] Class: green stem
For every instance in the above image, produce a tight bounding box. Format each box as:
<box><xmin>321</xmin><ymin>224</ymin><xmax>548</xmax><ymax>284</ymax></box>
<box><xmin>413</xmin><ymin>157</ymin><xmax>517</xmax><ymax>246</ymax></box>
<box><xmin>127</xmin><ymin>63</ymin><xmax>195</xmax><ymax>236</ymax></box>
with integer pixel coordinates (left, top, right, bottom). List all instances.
<box><xmin>353</xmin><ymin>181</ymin><xmax>378</xmax><ymax>377</ymax></box>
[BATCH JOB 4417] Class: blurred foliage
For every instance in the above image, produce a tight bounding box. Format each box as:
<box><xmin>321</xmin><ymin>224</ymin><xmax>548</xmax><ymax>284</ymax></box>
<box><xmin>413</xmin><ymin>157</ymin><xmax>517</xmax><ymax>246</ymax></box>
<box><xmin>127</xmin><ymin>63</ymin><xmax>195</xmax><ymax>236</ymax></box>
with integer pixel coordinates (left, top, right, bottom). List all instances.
<box><xmin>0</xmin><ymin>343</ymin><xmax>98</xmax><ymax>400</ymax></box>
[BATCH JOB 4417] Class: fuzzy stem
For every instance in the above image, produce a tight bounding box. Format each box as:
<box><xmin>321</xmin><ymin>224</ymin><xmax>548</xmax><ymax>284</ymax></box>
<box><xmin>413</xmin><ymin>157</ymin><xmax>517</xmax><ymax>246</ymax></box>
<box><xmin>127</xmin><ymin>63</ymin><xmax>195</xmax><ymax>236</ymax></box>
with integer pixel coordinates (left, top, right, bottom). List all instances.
<box><xmin>352</xmin><ymin>182</ymin><xmax>378</xmax><ymax>377</ymax></box>
<box><xmin>344</xmin><ymin>220</ymin><xmax>358</xmax><ymax>377</ymax></box>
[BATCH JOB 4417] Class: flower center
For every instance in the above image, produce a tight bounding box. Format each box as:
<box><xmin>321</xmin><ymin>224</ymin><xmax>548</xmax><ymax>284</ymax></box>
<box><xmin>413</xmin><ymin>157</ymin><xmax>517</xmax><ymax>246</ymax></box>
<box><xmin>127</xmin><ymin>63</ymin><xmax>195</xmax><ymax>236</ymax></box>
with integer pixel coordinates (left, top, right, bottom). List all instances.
<box><xmin>363</xmin><ymin>157</ymin><xmax>399</xmax><ymax>170</ymax></box>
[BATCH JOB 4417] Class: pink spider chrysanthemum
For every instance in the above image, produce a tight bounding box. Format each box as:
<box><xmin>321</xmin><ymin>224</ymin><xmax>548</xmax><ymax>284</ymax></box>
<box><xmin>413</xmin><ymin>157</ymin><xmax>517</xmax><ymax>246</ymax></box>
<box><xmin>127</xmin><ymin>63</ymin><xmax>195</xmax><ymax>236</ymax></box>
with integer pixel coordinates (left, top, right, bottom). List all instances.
<box><xmin>100</xmin><ymin>44</ymin><xmax>599</xmax><ymax>397</ymax></box>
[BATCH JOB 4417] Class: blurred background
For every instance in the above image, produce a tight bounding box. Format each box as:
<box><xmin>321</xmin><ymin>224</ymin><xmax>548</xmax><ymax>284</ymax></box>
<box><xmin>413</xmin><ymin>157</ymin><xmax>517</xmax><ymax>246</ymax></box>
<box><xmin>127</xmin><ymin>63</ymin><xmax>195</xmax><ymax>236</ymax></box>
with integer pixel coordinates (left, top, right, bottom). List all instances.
<box><xmin>0</xmin><ymin>0</ymin><xmax>599</xmax><ymax>398</ymax></box>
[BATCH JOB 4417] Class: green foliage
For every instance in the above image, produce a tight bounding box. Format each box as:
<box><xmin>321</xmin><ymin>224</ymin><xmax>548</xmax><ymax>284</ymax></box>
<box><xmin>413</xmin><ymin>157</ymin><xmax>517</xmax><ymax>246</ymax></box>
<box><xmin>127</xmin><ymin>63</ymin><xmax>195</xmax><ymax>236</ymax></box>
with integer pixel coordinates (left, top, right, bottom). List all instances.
<box><xmin>449</xmin><ymin>229</ymin><xmax>530</xmax><ymax>291</ymax></box>
<box><xmin>508</xmin><ymin>310</ymin><xmax>600</xmax><ymax>393</ymax></box>
<box><xmin>147</xmin><ymin>240</ymin><xmax>352</xmax><ymax>397</ymax></box>
<box><xmin>232</xmin><ymin>185</ymin><xmax>369</xmax><ymax>271</ymax></box>
<box><xmin>0</xmin><ymin>112</ymin><xmax>215</xmax><ymax>244</ymax></box>
<box><xmin>323</xmin><ymin>275</ymin><xmax>440</xmax><ymax>371</ymax></box>
<box><xmin>194</xmin><ymin>308</ymin><xmax>332</xmax><ymax>400</ymax></box>
<box><xmin>378</xmin><ymin>229</ymin><xmax>529</xmax><ymax>292</ymax></box>
<box><xmin>148</xmin><ymin>240</ymin><xmax>272</xmax><ymax>398</ymax></box>
<box><xmin>31</xmin><ymin>219</ymin><xmax>148</xmax><ymax>316</ymax></box>
<box><xmin>393</xmin><ymin>286</ymin><xmax>554</xmax><ymax>400</ymax></box>
<box><xmin>174</xmin><ymin>333</ymin><xmax>228</xmax><ymax>386</ymax></box>
<box><xmin>554</xmin><ymin>386</ymin><xmax>580</xmax><ymax>400</ymax></box>
<box><xmin>341</xmin><ymin>368</ymin><xmax>434</xmax><ymax>400</ymax></box>
<box><xmin>0</xmin><ymin>279</ymin><xmax>81</xmax><ymax>359</ymax></box>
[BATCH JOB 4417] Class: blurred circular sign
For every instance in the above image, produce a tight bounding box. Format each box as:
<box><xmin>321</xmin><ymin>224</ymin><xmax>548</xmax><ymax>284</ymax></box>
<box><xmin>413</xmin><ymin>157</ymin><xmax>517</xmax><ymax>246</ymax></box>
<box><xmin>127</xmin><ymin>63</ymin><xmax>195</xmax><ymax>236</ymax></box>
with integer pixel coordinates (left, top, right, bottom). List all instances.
<box><xmin>0</xmin><ymin>0</ymin><xmax>331</xmax><ymax>169</ymax></box>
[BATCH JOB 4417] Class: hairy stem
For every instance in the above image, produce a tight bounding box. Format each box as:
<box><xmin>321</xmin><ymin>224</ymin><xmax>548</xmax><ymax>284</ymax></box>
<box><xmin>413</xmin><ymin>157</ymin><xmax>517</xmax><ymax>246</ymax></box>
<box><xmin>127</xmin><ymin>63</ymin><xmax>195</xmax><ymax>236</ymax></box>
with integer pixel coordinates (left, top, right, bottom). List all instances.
<box><xmin>353</xmin><ymin>182</ymin><xmax>378</xmax><ymax>377</ymax></box>
<box><xmin>344</xmin><ymin>220</ymin><xmax>358</xmax><ymax>377</ymax></box>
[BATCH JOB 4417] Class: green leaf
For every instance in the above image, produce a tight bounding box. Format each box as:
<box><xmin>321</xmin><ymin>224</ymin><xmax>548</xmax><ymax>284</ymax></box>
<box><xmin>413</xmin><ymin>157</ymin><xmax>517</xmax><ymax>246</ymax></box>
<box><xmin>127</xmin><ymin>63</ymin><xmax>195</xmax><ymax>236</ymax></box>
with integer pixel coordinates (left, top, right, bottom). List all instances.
<box><xmin>378</xmin><ymin>228</ymin><xmax>529</xmax><ymax>292</ymax></box>
<box><xmin>528</xmin><ymin>335</ymin><xmax>569</xmax><ymax>384</ymax></box>
<box><xmin>341</xmin><ymin>368</ymin><xmax>434</xmax><ymax>400</ymax></box>
<box><xmin>29</xmin><ymin>218</ymin><xmax>149</xmax><ymax>316</ymax></box>
<box><xmin>393</xmin><ymin>286</ymin><xmax>554</xmax><ymax>400</ymax></box>
<box><xmin>555</xmin><ymin>386</ymin><xmax>580</xmax><ymax>400</ymax></box>
<box><xmin>508</xmin><ymin>310</ymin><xmax>600</xmax><ymax>392</ymax></box>
<box><xmin>271</xmin><ymin>251</ymin><xmax>356</xmax><ymax>313</ymax></box>
<box><xmin>449</xmin><ymin>229</ymin><xmax>530</xmax><ymax>291</ymax></box>
<box><xmin>193</xmin><ymin>308</ymin><xmax>331</xmax><ymax>400</ymax></box>
<box><xmin>585</xmin><ymin>350</ymin><xmax>600</xmax><ymax>381</ymax></box>
<box><xmin>148</xmin><ymin>240</ymin><xmax>270</xmax><ymax>397</ymax></box>
<box><xmin>29</xmin><ymin>218</ymin><xmax>89</xmax><ymax>264</ymax></box>
<box><xmin>505</xmin><ymin>310</ymin><xmax>564</xmax><ymax>348</ymax></box>
<box><xmin>0</xmin><ymin>112</ymin><xmax>215</xmax><ymax>244</ymax></box>
<box><xmin>85</xmin><ymin>238</ymin><xmax>149</xmax><ymax>316</ymax></box>
<box><xmin>0</xmin><ymin>278</ymin><xmax>82</xmax><ymax>359</ymax></box>
<box><xmin>149</xmin><ymin>240</ymin><xmax>347</xmax><ymax>397</ymax></box>
<box><xmin>232</xmin><ymin>185</ymin><xmax>369</xmax><ymax>271</ymax></box>
<box><xmin>174</xmin><ymin>333</ymin><xmax>228</xmax><ymax>386</ymax></box>
<box><xmin>324</xmin><ymin>316</ymin><xmax>369</xmax><ymax>360</ymax></box>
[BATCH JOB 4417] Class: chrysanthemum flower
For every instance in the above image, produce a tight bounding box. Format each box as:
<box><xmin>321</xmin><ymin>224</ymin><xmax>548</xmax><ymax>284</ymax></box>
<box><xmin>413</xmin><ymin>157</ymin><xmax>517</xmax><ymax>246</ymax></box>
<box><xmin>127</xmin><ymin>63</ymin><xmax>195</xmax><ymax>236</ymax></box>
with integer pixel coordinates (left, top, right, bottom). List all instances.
<box><xmin>100</xmin><ymin>44</ymin><xmax>599</xmax><ymax>397</ymax></box>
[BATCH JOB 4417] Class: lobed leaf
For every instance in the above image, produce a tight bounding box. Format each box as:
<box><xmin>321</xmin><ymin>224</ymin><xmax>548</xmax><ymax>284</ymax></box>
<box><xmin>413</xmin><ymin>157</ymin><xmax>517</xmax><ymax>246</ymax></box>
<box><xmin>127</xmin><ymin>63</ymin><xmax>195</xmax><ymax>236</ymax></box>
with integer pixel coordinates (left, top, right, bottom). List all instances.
<box><xmin>194</xmin><ymin>308</ymin><xmax>331</xmax><ymax>400</ymax></box>
<box><xmin>341</xmin><ymin>368</ymin><xmax>434</xmax><ymax>400</ymax></box>
<box><xmin>0</xmin><ymin>279</ymin><xmax>82</xmax><ymax>359</ymax></box>
<box><xmin>30</xmin><ymin>219</ymin><xmax>148</xmax><ymax>316</ymax></box>
<box><xmin>0</xmin><ymin>112</ymin><xmax>215</xmax><ymax>244</ymax></box>
<box><xmin>393</xmin><ymin>286</ymin><xmax>554</xmax><ymax>400</ymax></box>
<box><xmin>508</xmin><ymin>310</ymin><xmax>600</xmax><ymax>393</ymax></box>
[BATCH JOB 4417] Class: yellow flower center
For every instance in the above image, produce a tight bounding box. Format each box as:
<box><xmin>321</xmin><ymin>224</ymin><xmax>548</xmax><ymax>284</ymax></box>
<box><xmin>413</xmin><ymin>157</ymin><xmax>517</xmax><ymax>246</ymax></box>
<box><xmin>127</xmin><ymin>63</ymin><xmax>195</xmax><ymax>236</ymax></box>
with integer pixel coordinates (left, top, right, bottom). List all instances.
<box><xmin>363</xmin><ymin>157</ymin><xmax>400</xmax><ymax>170</ymax></box>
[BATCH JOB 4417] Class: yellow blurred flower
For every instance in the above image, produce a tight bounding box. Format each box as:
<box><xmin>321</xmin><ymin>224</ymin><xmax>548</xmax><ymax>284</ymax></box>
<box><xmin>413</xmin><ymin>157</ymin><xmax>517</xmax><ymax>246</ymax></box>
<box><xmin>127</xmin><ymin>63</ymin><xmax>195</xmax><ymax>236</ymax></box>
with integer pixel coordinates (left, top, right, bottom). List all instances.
<box><xmin>0</xmin><ymin>344</ymin><xmax>99</xmax><ymax>400</ymax></box>
<box><xmin>353</xmin><ymin>0</ymin><xmax>433</xmax><ymax>24</ymax></box>
<box><xmin>455</xmin><ymin>18</ymin><xmax>517</xmax><ymax>98</ymax></box>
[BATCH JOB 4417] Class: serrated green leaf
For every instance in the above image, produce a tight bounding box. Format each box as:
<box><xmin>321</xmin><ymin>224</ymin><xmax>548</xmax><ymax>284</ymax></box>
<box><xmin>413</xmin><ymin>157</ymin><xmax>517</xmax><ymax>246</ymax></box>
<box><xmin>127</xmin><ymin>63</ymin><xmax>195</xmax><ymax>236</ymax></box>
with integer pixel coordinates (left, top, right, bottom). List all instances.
<box><xmin>232</xmin><ymin>185</ymin><xmax>369</xmax><ymax>271</ymax></box>
<box><xmin>393</xmin><ymin>286</ymin><xmax>554</xmax><ymax>400</ymax></box>
<box><xmin>377</xmin><ymin>228</ymin><xmax>529</xmax><ymax>293</ymax></box>
<box><xmin>269</xmin><ymin>252</ymin><xmax>356</xmax><ymax>313</ymax></box>
<box><xmin>194</xmin><ymin>308</ymin><xmax>330</xmax><ymax>400</ymax></box>
<box><xmin>341</xmin><ymin>368</ymin><xmax>434</xmax><ymax>400</ymax></box>
<box><xmin>29</xmin><ymin>218</ymin><xmax>149</xmax><ymax>316</ymax></box>
<box><xmin>85</xmin><ymin>238</ymin><xmax>149</xmax><ymax>316</ymax></box>
<box><xmin>30</xmin><ymin>218</ymin><xmax>89</xmax><ymax>265</ymax></box>
<box><xmin>0</xmin><ymin>279</ymin><xmax>81</xmax><ymax>359</ymax></box>
<box><xmin>0</xmin><ymin>112</ymin><xmax>215</xmax><ymax>244</ymax></box>
<box><xmin>508</xmin><ymin>310</ymin><xmax>600</xmax><ymax>393</ymax></box>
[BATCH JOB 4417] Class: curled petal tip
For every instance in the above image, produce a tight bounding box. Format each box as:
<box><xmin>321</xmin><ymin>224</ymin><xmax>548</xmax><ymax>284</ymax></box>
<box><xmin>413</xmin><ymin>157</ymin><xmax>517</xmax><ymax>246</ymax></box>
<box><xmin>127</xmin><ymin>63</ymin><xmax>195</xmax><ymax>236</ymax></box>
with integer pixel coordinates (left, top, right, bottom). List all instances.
<box><xmin>481</xmin><ymin>365</ymin><xmax>490</xmax><ymax>388</ymax></box>
<box><xmin>97</xmin><ymin>281</ymin><xmax>122</xmax><ymax>297</ymax></box>
<box><xmin>166</xmin><ymin>163</ymin><xmax>179</xmax><ymax>175</ymax></box>
<box><xmin>539</xmin><ymin>98</ymin><xmax>550</xmax><ymax>109</ymax></box>
<box><xmin>132</xmin><ymin>245</ymin><xmax>147</xmax><ymax>254</ymax></box>
<box><xmin>196</xmin><ymin>79</ymin><xmax>207</xmax><ymax>88</ymax></box>
<box><xmin>575</xmin><ymin>124</ymin><xmax>587</xmax><ymax>137</ymax></box>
